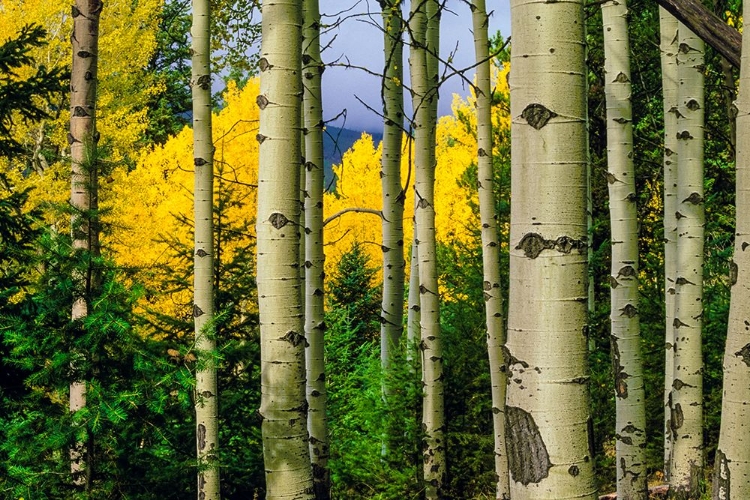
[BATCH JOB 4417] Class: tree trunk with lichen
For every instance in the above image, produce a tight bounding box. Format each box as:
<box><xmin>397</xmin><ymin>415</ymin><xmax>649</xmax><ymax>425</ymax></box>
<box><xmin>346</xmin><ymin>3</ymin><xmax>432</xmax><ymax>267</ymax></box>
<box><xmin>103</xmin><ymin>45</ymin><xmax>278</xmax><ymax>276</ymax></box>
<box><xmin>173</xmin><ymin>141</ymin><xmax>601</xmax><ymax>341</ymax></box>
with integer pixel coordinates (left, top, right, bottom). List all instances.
<box><xmin>69</xmin><ymin>0</ymin><xmax>103</xmax><ymax>488</ymax></box>
<box><xmin>504</xmin><ymin>0</ymin><xmax>596</xmax><ymax>498</ymax></box>
<box><xmin>409</xmin><ymin>0</ymin><xmax>445</xmax><ymax>496</ymax></box>
<box><xmin>714</xmin><ymin>4</ymin><xmax>750</xmax><ymax>495</ymax></box>
<box><xmin>659</xmin><ymin>9</ymin><xmax>679</xmax><ymax>480</ymax></box>
<box><xmin>256</xmin><ymin>2</ymin><xmax>314</xmax><ymax>498</ymax></box>
<box><xmin>668</xmin><ymin>22</ymin><xmax>705</xmax><ymax>500</ymax></box>
<box><xmin>302</xmin><ymin>0</ymin><xmax>330</xmax><ymax>496</ymax></box>
<box><xmin>601</xmin><ymin>1</ymin><xmax>647</xmax><ymax>498</ymax></box>
<box><xmin>471</xmin><ymin>1</ymin><xmax>509</xmax><ymax>497</ymax></box>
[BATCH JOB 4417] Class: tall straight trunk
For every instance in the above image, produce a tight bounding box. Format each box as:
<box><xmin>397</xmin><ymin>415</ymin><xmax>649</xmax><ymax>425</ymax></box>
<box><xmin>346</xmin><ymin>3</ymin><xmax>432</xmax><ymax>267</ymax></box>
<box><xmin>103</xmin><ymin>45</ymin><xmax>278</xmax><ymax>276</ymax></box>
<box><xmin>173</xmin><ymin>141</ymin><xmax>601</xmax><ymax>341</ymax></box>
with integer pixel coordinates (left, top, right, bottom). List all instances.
<box><xmin>191</xmin><ymin>2</ymin><xmax>220</xmax><ymax>498</ymax></box>
<box><xmin>409</xmin><ymin>0</ymin><xmax>445</xmax><ymax>496</ymax></box>
<box><xmin>601</xmin><ymin>1</ymin><xmax>647</xmax><ymax>498</ymax></box>
<box><xmin>470</xmin><ymin>1</ymin><xmax>509</xmax><ymax>498</ymax></box>
<box><xmin>407</xmin><ymin>237</ymin><xmax>420</xmax><ymax>361</ymax></box>
<box><xmin>256</xmin><ymin>2</ymin><xmax>314</xmax><ymax>498</ymax></box>
<box><xmin>379</xmin><ymin>0</ymin><xmax>406</xmax><ymax>391</ymax></box>
<box><xmin>669</xmin><ymin>22</ymin><xmax>705</xmax><ymax>500</ymax></box>
<box><xmin>714</xmin><ymin>3</ymin><xmax>750</xmax><ymax>496</ymax></box>
<box><xmin>659</xmin><ymin>9</ymin><xmax>679</xmax><ymax>479</ymax></box>
<box><xmin>69</xmin><ymin>0</ymin><xmax>103</xmax><ymax>487</ymax></box>
<box><xmin>505</xmin><ymin>0</ymin><xmax>596</xmax><ymax>498</ymax></box>
<box><xmin>302</xmin><ymin>0</ymin><xmax>329</xmax><ymax>496</ymax></box>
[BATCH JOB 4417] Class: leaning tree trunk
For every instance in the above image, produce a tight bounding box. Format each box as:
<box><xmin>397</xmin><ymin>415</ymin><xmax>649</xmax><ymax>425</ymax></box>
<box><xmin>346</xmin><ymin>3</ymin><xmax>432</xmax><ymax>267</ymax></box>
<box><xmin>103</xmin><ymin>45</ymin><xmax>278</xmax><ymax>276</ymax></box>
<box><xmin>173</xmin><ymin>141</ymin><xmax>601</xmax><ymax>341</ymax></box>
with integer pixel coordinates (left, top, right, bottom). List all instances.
<box><xmin>601</xmin><ymin>1</ymin><xmax>647</xmax><ymax>498</ymax></box>
<box><xmin>191</xmin><ymin>1</ymin><xmax>220</xmax><ymax>498</ymax></box>
<box><xmin>714</xmin><ymin>3</ymin><xmax>750</xmax><ymax>496</ymax></box>
<box><xmin>302</xmin><ymin>0</ymin><xmax>330</xmax><ymax>496</ymax></box>
<box><xmin>669</xmin><ymin>22</ymin><xmax>705</xmax><ymax>500</ymax></box>
<box><xmin>659</xmin><ymin>9</ymin><xmax>679</xmax><ymax>480</ymax></box>
<box><xmin>505</xmin><ymin>0</ymin><xmax>596</xmax><ymax>498</ymax></box>
<box><xmin>256</xmin><ymin>2</ymin><xmax>314</xmax><ymax>498</ymax></box>
<box><xmin>409</xmin><ymin>0</ymin><xmax>445</xmax><ymax>496</ymax></box>
<box><xmin>471</xmin><ymin>1</ymin><xmax>509</xmax><ymax>498</ymax></box>
<box><xmin>69</xmin><ymin>0</ymin><xmax>103</xmax><ymax>488</ymax></box>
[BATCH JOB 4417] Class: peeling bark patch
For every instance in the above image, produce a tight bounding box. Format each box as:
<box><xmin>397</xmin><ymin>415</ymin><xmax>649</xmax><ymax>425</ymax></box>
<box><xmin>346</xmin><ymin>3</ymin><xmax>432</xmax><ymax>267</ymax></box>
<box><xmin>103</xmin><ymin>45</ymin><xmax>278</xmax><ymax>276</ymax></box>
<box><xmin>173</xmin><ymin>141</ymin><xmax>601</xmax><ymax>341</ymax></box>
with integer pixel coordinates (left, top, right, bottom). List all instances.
<box><xmin>730</xmin><ymin>261</ymin><xmax>738</xmax><ymax>286</ymax></box>
<box><xmin>269</xmin><ymin>212</ymin><xmax>289</xmax><ymax>229</ymax></box>
<box><xmin>197</xmin><ymin>423</ymin><xmax>206</xmax><ymax>451</ymax></box>
<box><xmin>282</xmin><ymin>330</ymin><xmax>306</xmax><ymax>347</ymax></box>
<box><xmin>734</xmin><ymin>344</ymin><xmax>750</xmax><ymax>366</ymax></box>
<box><xmin>670</xmin><ymin>403</ymin><xmax>684</xmax><ymax>433</ymax></box>
<box><xmin>516</xmin><ymin>233</ymin><xmax>585</xmax><ymax>259</ymax></box>
<box><xmin>713</xmin><ymin>449</ymin><xmax>730</xmax><ymax>500</ymax></box>
<box><xmin>505</xmin><ymin>406</ymin><xmax>552</xmax><ymax>485</ymax></box>
<box><xmin>521</xmin><ymin>103</ymin><xmax>557</xmax><ymax>130</ymax></box>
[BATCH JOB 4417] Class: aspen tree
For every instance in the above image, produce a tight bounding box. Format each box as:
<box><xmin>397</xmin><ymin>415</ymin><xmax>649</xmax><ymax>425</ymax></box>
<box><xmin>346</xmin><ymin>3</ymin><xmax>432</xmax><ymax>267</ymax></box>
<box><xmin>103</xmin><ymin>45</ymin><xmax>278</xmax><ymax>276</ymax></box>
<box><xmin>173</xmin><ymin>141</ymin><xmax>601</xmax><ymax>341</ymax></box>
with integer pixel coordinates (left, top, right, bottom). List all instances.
<box><xmin>191</xmin><ymin>1</ymin><xmax>220</xmax><ymax>498</ymax></box>
<box><xmin>302</xmin><ymin>0</ymin><xmax>329</xmax><ymax>496</ymax></box>
<box><xmin>470</xmin><ymin>1</ymin><xmax>509</xmax><ymax>497</ymax></box>
<box><xmin>669</xmin><ymin>23</ymin><xmax>705</xmax><ymax>500</ymax></box>
<box><xmin>409</xmin><ymin>0</ymin><xmax>445</xmax><ymax>495</ymax></box>
<box><xmin>714</xmin><ymin>3</ymin><xmax>750</xmax><ymax>495</ymax></box>
<box><xmin>659</xmin><ymin>9</ymin><xmax>679</xmax><ymax>478</ymax></box>
<box><xmin>505</xmin><ymin>0</ymin><xmax>596</xmax><ymax>497</ymax></box>
<box><xmin>256</xmin><ymin>2</ymin><xmax>314</xmax><ymax>498</ymax></box>
<box><xmin>69</xmin><ymin>0</ymin><xmax>103</xmax><ymax>486</ymax></box>
<box><xmin>601</xmin><ymin>1</ymin><xmax>647</xmax><ymax>498</ymax></box>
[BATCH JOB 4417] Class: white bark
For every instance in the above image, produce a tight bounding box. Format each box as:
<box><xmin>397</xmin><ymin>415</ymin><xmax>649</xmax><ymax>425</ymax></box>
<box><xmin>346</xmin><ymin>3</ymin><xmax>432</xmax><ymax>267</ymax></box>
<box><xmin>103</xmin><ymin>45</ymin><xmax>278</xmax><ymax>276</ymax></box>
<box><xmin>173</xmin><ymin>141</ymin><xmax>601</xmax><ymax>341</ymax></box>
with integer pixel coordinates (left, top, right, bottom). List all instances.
<box><xmin>257</xmin><ymin>2</ymin><xmax>314</xmax><ymax>498</ymax></box>
<box><xmin>505</xmin><ymin>0</ymin><xmax>596</xmax><ymax>498</ymax></box>
<box><xmin>601</xmin><ymin>1</ymin><xmax>647</xmax><ymax>498</ymax></box>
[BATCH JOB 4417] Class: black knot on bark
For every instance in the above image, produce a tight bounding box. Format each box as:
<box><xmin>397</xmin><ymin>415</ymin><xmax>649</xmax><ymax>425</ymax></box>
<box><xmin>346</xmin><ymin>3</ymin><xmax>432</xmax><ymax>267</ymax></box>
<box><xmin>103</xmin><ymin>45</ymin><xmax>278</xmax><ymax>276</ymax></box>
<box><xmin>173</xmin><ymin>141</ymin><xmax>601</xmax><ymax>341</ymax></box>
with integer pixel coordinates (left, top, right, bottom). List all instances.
<box><xmin>269</xmin><ymin>212</ymin><xmax>289</xmax><ymax>229</ymax></box>
<box><xmin>520</xmin><ymin>103</ymin><xmax>557</xmax><ymax>130</ymax></box>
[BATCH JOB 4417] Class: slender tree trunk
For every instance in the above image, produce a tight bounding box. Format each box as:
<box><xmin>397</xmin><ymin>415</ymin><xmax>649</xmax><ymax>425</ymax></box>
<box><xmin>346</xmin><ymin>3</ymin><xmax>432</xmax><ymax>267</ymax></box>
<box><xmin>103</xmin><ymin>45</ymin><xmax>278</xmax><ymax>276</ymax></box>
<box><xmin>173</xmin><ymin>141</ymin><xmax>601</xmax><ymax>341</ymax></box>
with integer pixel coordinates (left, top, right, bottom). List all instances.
<box><xmin>379</xmin><ymin>0</ymin><xmax>406</xmax><ymax>396</ymax></box>
<box><xmin>302</xmin><ymin>0</ymin><xmax>329</xmax><ymax>496</ymax></box>
<box><xmin>714</xmin><ymin>3</ymin><xmax>750</xmax><ymax>495</ymax></box>
<box><xmin>601</xmin><ymin>2</ymin><xmax>647</xmax><ymax>498</ymax></box>
<box><xmin>407</xmin><ymin>236</ymin><xmax>420</xmax><ymax>362</ymax></box>
<box><xmin>409</xmin><ymin>0</ymin><xmax>445</xmax><ymax>496</ymax></box>
<box><xmin>505</xmin><ymin>0</ymin><xmax>596</xmax><ymax>498</ymax></box>
<box><xmin>69</xmin><ymin>0</ymin><xmax>103</xmax><ymax>487</ymax></box>
<box><xmin>659</xmin><ymin>9</ymin><xmax>679</xmax><ymax>480</ymax></box>
<box><xmin>191</xmin><ymin>2</ymin><xmax>220</xmax><ymax>498</ymax></box>
<box><xmin>256</xmin><ymin>2</ymin><xmax>314</xmax><ymax>498</ymax></box>
<box><xmin>669</xmin><ymin>22</ymin><xmax>705</xmax><ymax>500</ymax></box>
<box><xmin>470</xmin><ymin>1</ymin><xmax>509</xmax><ymax>497</ymax></box>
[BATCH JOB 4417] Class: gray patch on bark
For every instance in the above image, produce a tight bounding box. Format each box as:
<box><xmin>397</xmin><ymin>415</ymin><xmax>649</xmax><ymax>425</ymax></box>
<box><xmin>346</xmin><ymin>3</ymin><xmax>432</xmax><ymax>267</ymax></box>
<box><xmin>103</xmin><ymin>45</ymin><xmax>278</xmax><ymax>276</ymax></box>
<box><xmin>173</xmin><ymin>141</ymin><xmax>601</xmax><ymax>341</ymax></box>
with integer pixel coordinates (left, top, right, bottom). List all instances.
<box><xmin>258</xmin><ymin>57</ymin><xmax>270</xmax><ymax>72</ymax></box>
<box><xmin>610</xmin><ymin>276</ymin><xmax>619</xmax><ymax>289</ymax></box>
<box><xmin>501</xmin><ymin>345</ymin><xmax>529</xmax><ymax>369</ymax></box>
<box><xmin>76</xmin><ymin>51</ymin><xmax>94</xmax><ymax>59</ymax></box>
<box><xmin>196</xmin><ymin>249</ymin><xmax>208</xmax><ymax>257</ymax></box>
<box><xmin>521</xmin><ymin>103</ymin><xmax>557</xmax><ymax>130</ymax></box>
<box><xmin>613</xmin><ymin>72</ymin><xmax>630</xmax><ymax>83</ymax></box>
<box><xmin>568</xmin><ymin>465</ymin><xmax>580</xmax><ymax>476</ymax></box>
<box><xmin>516</xmin><ymin>233</ymin><xmax>585</xmax><ymax>259</ymax></box>
<box><xmin>620</xmin><ymin>304</ymin><xmax>638</xmax><ymax>318</ymax></box>
<box><xmin>730</xmin><ymin>260</ymin><xmax>738</xmax><ymax>286</ymax></box>
<box><xmin>613</xmin><ymin>117</ymin><xmax>631</xmax><ymax>124</ymax></box>
<box><xmin>269</xmin><ymin>212</ymin><xmax>289</xmax><ymax>229</ymax></box>
<box><xmin>686</xmin><ymin>99</ymin><xmax>701</xmax><ymax>111</ymax></box>
<box><xmin>193</xmin><ymin>305</ymin><xmax>204</xmax><ymax>317</ymax></box>
<box><xmin>256</xmin><ymin>95</ymin><xmax>269</xmax><ymax>109</ymax></box>
<box><xmin>611</xmin><ymin>339</ymin><xmax>628</xmax><ymax>398</ymax></box>
<box><xmin>683</xmin><ymin>192</ymin><xmax>703</xmax><ymax>204</ymax></box>
<box><xmin>256</xmin><ymin>133</ymin><xmax>266</xmax><ymax>143</ymax></box>
<box><xmin>676</xmin><ymin>130</ymin><xmax>693</xmax><ymax>140</ymax></box>
<box><xmin>505</xmin><ymin>406</ymin><xmax>552</xmax><ymax>485</ymax></box>
<box><xmin>734</xmin><ymin>343</ymin><xmax>750</xmax><ymax>366</ymax></box>
<box><xmin>282</xmin><ymin>330</ymin><xmax>306</xmax><ymax>347</ymax></box>
<box><xmin>673</xmin><ymin>318</ymin><xmax>689</xmax><ymax>329</ymax></box>
<box><xmin>606</xmin><ymin>172</ymin><xmax>618</xmax><ymax>184</ymax></box>
<box><xmin>712</xmin><ymin>448</ymin><xmax>730</xmax><ymax>500</ymax></box>
<box><xmin>197</xmin><ymin>75</ymin><xmax>211</xmax><ymax>90</ymax></box>
<box><xmin>197</xmin><ymin>423</ymin><xmax>206</xmax><ymax>451</ymax></box>
<box><xmin>618</xmin><ymin>265</ymin><xmax>636</xmax><ymax>278</ymax></box>
<box><xmin>670</xmin><ymin>403</ymin><xmax>684</xmax><ymax>433</ymax></box>
<box><xmin>73</xmin><ymin>106</ymin><xmax>89</xmax><ymax>117</ymax></box>
<box><xmin>675</xmin><ymin>277</ymin><xmax>695</xmax><ymax>286</ymax></box>
<box><xmin>194</xmin><ymin>157</ymin><xmax>208</xmax><ymax>166</ymax></box>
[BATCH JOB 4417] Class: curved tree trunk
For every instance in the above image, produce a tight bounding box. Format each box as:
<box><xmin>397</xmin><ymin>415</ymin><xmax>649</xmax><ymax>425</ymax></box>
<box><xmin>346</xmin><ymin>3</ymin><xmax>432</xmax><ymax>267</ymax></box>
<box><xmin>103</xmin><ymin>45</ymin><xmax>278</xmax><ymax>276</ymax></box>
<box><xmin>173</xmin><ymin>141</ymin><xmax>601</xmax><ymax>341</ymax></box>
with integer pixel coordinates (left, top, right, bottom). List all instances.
<box><xmin>257</xmin><ymin>2</ymin><xmax>314</xmax><ymax>498</ymax></box>
<box><xmin>302</xmin><ymin>0</ymin><xmax>329</xmax><ymax>496</ymax></box>
<box><xmin>714</xmin><ymin>3</ymin><xmax>750</xmax><ymax>495</ymax></box>
<box><xmin>470</xmin><ymin>1</ymin><xmax>509</xmax><ymax>497</ymax></box>
<box><xmin>669</xmin><ymin>22</ymin><xmax>705</xmax><ymax>500</ymax></box>
<box><xmin>505</xmin><ymin>0</ymin><xmax>596</xmax><ymax>498</ymax></box>
<box><xmin>659</xmin><ymin>9</ymin><xmax>679</xmax><ymax>479</ymax></box>
<box><xmin>69</xmin><ymin>0</ymin><xmax>103</xmax><ymax>487</ymax></box>
<box><xmin>601</xmin><ymin>1</ymin><xmax>647</xmax><ymax>498</ymax></box>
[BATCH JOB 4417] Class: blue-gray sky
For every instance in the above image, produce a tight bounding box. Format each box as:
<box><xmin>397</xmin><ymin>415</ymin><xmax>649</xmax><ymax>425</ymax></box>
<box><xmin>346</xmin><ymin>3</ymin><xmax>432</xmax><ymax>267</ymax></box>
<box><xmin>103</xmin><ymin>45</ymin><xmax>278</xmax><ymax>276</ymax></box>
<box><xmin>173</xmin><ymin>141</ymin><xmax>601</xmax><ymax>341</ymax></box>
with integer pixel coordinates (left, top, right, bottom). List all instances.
<box><xmin>321</xmin><ymin>0</ymin><xmax>511</xmax><ymax>132</ymax></box>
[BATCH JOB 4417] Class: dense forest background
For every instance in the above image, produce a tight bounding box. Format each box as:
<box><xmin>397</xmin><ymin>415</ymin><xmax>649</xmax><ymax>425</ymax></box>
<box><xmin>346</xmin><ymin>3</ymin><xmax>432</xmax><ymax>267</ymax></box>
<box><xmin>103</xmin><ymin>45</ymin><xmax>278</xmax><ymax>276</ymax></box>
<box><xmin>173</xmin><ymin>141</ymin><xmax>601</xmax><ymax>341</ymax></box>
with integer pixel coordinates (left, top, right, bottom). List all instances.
<box><xmin>0</xmin><ymin>0</ymin><xmax>743</xmax><ymax>498</ymax></box>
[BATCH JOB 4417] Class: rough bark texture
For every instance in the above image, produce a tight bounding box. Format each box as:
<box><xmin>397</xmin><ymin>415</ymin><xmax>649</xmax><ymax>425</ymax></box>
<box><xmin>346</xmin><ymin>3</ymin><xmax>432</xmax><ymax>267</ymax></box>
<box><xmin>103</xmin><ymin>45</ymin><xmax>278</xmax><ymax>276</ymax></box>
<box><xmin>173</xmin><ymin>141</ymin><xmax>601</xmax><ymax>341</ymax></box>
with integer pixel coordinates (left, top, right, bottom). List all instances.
<box><xmin>407</xmin><ymin>237</ymin><xmax>420</xmax><ymax>361</ymax></box>
<box><xmin>471</xmin><ymin>1</ymin><xmax>509</xmax><ymax>498</ymax></box>
<box><xmin>601</xmin><ymin>2</ymin><xmax>647</xmax><ymax>498</ymax></box>
<box><xmin>409</xmin><ymin>1</ymin><xmax>445</xmax><ymax>496</ymax></box>
<box><xmin>654</xmin><ymin>0</ymin><xmax>740</xmax><ymax>69</ymax></box>
<box><xmin>69</xmin><ymin>0</ymin><xmax>103</xmax><ymax>487</ymax></box>
<box><xmin>379</xmin><ymin>0</ymin><xmax>406</xmax><ymax>392</ymax></box>
<box><xmin>659</xmin><ymin>9</ymin><xmax>679</xmax><ymax>480</ymax></box>
<box><xmin>257</xmin><ymin>2</ymin><xmax>314</xmax><ymax>498</ymax></box>
<box><xmin>302</xmin><ymin>0</ymin><xmax>330</xmax><ymax>496</ymax></box>
<box><xmin>505</xmin><ymin>0</ymin><xmax>596</xmax><ymax>498</ymax></box>
<box><xmin>714</xmin><ymin>1</ymin><xmax>750</xmax><ymax>496</ymax></box>
<box><xmin>668</xmin><ymin>23</ymin><xmax>705</xmax><ymax>500</ymax></box>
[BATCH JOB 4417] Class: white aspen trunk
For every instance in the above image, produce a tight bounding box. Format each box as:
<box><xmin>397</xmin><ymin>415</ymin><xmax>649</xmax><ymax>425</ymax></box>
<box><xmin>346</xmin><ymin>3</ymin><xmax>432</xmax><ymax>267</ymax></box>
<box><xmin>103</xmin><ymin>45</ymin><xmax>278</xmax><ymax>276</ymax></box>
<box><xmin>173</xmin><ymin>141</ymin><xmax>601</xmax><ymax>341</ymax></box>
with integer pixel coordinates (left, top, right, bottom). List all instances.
<box><xmin>601</xmin><ymin>2</ymin><xmax>647</xmax><ymax>498</ymax></box>
<box><xmin>257</xmin><ymin>2</ymin><xmax>314</xmax><ymax>498</ymax></box>
<box><xmin>659</xmin><ymin>9</ymin><xmax>679</xmax><ymax>479</ymax></box>
<box><xmin>409</xmin><ymin>1</ymin><xmax>445</xmax><ymax>496</ymax></box>
<box><xmin>191</xmin><ymin>2</ymin><xmax>220</xmax><ymax>498</ymax></box>
<box><xmin>669</xmin><ymin>22</ymin><xmax>704</xmax><ymax>500</ymax></box>
<box><xmin>471</xmin><ymin>1</ymin><xmax>509</xmax><ymax>497</ymax></box>
<box><xmin>302</xmin><ymin>0</ymin><xmax>329</xmax><ymax>496</ymax></box>
<box><xmin>69</xmin><ymin>0</ymin><xmax>103</xmax><ymax>487</ymax></box>
<box><xmin>505</xmin><ymin>0</ymin><xmax>596</xmax><ymax>498</ymax></box>
<box><xmin>407</xmin><ymin>236</ymin><xmax>420</xmax><ymax>363</ymax></box>
<box><xmin>714</xmin><ymin>3</ymin><xmax>750</xmax><ymax>495</ymax></box>
<box><xmin>379</xmin><ymin>0</ymin><xmax>406</xmax><ymax>391</ymax></box>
